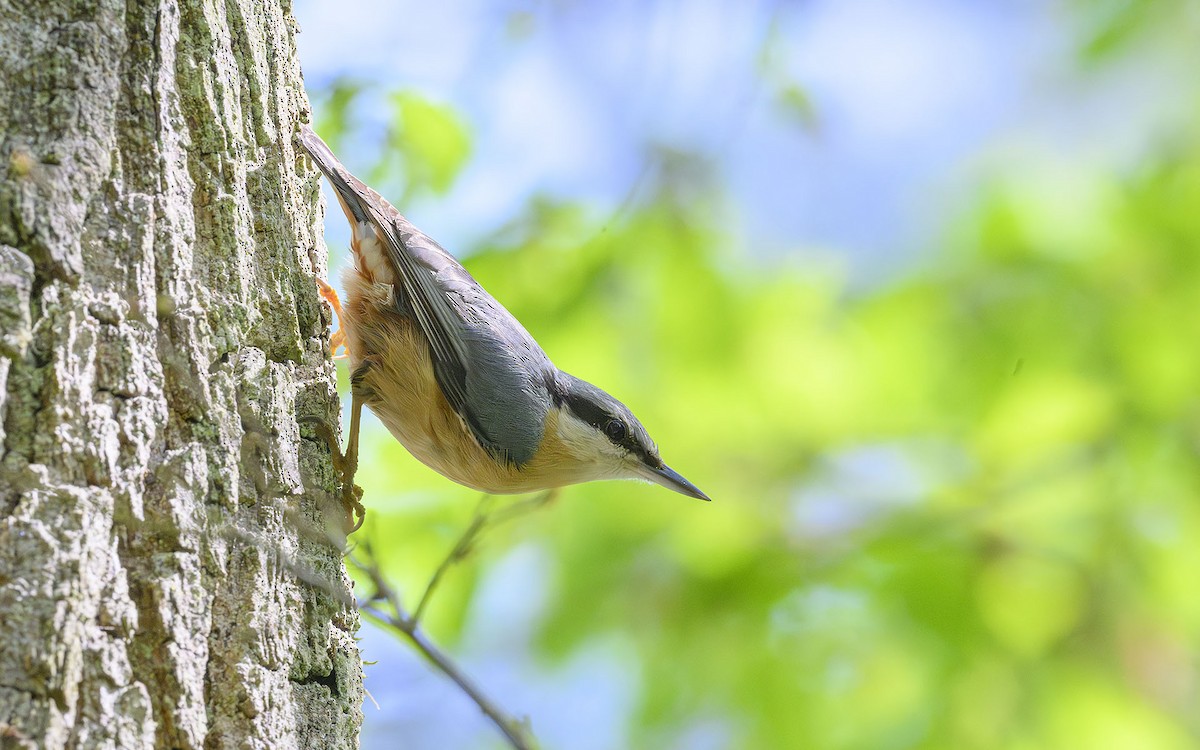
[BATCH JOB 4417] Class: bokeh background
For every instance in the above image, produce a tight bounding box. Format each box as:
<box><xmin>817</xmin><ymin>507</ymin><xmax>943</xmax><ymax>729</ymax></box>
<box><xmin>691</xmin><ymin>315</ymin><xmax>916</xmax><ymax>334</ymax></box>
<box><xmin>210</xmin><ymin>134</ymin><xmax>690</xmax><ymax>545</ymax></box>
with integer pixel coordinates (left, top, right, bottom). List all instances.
<box><xmin>292</xmin><ymin>1</ymin><xmax>1200</xmax><ymax>748</ymax></box>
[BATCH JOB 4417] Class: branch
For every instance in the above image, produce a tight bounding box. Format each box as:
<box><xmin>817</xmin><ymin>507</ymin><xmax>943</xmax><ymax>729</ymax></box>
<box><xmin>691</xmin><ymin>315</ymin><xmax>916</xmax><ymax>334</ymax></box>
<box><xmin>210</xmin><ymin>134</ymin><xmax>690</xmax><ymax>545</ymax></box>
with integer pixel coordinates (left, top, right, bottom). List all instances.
<box><xmin>347</xmin><ymin>542</ymin><xmax>538</xmax><ymax>750</ymax></box>
<box><xmin>412</xmin><ymin>497</ymin><xmax>490</xmax><ymax>623</ymax></box>
<box><xmin>266</xmin><ymin>491</ymin><xmax>557</xmax><ymax>750</ymax></box>
<box><xmin>413</xmin><ymin>490</ymin><xmax>557</xmax><ymax>624</ymax></box>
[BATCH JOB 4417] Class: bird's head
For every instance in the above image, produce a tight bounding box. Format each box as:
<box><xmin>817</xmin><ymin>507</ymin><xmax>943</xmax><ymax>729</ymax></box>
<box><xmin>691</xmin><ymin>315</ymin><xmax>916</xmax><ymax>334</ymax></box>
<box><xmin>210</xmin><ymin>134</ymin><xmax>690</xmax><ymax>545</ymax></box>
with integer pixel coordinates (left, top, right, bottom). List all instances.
<box><xmin>547</xmin><ymin>373</ymin><xmax>709</xmax><ymax>501</ymax></box>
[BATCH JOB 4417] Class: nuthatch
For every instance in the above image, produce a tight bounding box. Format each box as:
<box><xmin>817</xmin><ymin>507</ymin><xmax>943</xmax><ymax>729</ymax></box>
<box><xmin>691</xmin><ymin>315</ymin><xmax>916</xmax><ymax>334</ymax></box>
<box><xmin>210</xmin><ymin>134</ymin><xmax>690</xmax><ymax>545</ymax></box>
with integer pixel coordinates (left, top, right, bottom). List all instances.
<box><xmin>298</xmin><ymin>126</ymin><xmax>709</xmax><ymax>527</ymax></box>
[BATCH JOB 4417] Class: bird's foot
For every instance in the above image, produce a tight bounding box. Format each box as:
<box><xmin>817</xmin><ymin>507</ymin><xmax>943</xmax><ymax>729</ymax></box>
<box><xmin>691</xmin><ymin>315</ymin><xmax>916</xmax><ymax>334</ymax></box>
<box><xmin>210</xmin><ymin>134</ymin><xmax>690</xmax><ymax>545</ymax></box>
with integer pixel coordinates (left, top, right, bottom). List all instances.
<box><xmin>316</xmin><ymin>277</ymin><xmax>349</xmax><ymax>360</ymax></box>
<box><xmin>340</xmin><ymin>482</ymin><xmax>365</xmax><ymax>535</ymax></box>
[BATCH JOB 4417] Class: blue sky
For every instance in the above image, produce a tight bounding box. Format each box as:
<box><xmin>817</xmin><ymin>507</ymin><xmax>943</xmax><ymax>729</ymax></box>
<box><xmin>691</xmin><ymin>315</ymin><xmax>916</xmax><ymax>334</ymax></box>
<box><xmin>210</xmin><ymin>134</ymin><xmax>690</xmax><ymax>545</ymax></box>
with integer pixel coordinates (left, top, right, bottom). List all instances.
<box><xmin>296</xmin><ymin>0</ymin><xmax>1190</xmax><ymax>280</ymax></box>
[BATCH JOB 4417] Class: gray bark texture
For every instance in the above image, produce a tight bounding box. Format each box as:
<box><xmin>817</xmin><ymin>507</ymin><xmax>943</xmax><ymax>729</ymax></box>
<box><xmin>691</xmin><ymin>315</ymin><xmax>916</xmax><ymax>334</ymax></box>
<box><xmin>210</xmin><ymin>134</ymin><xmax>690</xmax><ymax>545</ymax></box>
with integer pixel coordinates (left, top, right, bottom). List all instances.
<box><xmin>0</xmin><ymin>0</ymin><xmax>363</xmax><ymax>748</ymax></box>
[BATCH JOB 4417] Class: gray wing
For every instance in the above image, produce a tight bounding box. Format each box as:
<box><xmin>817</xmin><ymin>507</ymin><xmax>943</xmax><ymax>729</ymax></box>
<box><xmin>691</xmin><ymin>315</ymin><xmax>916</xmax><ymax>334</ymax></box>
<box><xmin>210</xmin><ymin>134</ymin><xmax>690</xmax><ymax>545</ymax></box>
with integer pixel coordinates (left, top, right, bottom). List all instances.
<box><xmin>381</xmin><ymin>219</ymin><xmax>556</xmax><ymax>466</ymax></box>
<box><xmin>296</xmin><ymin>127</ymin><xmax>555</xmax><ymax>465</ymax></box>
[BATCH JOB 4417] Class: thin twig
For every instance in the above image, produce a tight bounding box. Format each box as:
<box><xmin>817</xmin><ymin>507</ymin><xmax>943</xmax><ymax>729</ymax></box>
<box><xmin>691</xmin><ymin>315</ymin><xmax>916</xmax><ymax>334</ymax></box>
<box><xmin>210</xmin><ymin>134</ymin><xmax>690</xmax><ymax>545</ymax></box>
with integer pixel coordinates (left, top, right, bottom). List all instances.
<box><xmin>412</xmin><ymin>489</ymin><xmax>558</xmax><ymax>624</ymax></box>
<box><xmin>249</xmin><ymin>491</ymin><xmax>553</xmax><ymax>749</ymax></box>
<box><xmin>347</xmin><ymin>545</ymin><xmax>539</xmax><ymax>750</ymax></box>
<box><xmin>358</xmin><ymin>604</ymin><xmax>535</xmax><ymax>750</ymax></box>
<box><xmin>413</xmin><ymin>495</ymin><xmax>492</xmax><ymax>623</ymax></box>
<box><xmin>486</xmin><ymin>489</ymin><xmax>559</xmax><ymax>527</ymax></box>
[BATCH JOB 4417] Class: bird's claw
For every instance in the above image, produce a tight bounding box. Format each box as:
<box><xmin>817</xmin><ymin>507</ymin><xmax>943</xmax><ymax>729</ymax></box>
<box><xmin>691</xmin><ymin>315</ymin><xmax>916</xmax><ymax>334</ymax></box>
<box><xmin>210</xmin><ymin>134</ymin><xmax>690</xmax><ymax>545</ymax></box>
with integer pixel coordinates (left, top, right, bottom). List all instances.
<box><xmin>342</xmin><ymin>483</ymin><xmax>365</xmax><ymax>534</ymax></box>
<box><xmin>316</xmin><ymin>277</ymin><xmax>349</xmax><ymax>360</ymax></box>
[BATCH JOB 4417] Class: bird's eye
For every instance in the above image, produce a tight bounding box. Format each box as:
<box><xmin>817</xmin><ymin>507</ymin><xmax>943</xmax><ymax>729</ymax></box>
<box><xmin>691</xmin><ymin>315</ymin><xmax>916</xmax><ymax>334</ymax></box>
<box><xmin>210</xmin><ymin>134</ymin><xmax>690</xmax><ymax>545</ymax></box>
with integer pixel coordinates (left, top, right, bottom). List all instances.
<box><xmin>604</xmin><ymin>419</ymin><xmax>627</xmax><ymax>442</ymax></box>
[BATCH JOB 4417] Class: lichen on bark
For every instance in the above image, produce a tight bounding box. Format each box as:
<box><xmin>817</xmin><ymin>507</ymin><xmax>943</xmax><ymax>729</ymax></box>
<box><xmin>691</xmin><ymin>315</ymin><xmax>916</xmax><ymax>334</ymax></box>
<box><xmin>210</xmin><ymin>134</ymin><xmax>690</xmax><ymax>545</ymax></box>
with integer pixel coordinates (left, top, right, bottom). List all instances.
<box><xmin>0</xmin><ymin>1</ymin><xmax>362</xmax><ymax>748</ymax></box>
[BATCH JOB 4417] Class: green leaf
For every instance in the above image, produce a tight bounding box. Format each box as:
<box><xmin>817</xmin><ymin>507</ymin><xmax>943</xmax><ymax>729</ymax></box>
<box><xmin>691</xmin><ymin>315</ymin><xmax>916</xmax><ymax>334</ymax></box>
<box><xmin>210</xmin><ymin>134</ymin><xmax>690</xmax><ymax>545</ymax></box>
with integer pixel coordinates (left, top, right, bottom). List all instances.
<box><xmin>388</xmin><ymin>90</ymin><xmax>472</xmax><ymax>196</ymax></box>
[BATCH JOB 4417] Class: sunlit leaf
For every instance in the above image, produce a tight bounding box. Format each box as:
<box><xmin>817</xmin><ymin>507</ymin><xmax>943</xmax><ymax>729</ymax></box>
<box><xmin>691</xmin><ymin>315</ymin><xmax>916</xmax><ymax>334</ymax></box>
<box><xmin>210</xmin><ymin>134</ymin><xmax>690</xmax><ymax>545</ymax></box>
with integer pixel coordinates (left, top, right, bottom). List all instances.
<box><xmin>389</xmin><ymin>90</ymin><xmax>472</xmax><ymax>196</ymax></box>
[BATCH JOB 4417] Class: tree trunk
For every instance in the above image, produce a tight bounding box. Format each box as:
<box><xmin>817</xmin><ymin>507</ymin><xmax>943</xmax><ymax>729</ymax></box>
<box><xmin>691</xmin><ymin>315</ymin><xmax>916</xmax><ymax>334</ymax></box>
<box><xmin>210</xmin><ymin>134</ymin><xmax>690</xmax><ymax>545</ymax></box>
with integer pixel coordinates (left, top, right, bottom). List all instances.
<box><xmin>0</xmin><ymin>0</ymin><xmax>363</xmax><ymax>748</ymax></box>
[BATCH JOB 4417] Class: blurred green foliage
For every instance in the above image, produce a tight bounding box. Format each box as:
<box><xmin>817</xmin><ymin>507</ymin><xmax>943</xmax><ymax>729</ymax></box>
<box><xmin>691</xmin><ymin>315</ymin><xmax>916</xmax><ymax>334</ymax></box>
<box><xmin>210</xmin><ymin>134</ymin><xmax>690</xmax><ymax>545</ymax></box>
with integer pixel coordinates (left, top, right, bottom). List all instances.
<box><xmin>310</xmin><ymin>19</ymin><xmax>1200</xmax><ymax>750</ymax></box>
<box><xmin>380</xmin><ymin>90</ymin><xmax>471</xmax><ymax>197</ymax></box>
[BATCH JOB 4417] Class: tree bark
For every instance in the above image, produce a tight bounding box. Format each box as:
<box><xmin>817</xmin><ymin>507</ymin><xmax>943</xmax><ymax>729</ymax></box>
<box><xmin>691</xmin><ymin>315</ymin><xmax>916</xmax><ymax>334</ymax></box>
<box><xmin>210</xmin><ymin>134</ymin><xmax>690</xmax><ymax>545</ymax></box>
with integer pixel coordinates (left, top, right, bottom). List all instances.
<box><xmin>0</xmin><ymin>1</ymin><xmax>363</xmax><ymax>748</ymax></box>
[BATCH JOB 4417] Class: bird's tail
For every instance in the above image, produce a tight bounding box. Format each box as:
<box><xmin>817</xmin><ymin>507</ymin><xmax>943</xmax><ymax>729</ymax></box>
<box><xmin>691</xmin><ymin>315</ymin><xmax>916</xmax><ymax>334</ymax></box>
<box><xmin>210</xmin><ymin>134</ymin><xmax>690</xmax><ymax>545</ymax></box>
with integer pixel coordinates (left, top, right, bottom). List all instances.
<box><xmin>296</xmin><ymin>125</ymin><xmax>373</xmax><ymax>225</ymax></box>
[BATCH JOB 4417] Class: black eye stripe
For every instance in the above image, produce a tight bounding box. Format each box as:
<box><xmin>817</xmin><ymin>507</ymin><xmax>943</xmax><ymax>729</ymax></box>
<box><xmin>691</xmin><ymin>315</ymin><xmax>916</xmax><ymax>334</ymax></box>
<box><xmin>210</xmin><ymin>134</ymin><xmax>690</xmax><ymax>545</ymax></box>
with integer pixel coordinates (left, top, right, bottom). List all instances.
<box><xmin>562</xmin><ymin>390</ymin><xmax>606</xmax><ymax>427</ymax></box>
<box><xmin>558</xmin><ymin>375</ymin><xmax>656</xmax><ymax>460</ymax></box>
<box><xmin>564</xmin><ymin>397</ymin><xmax>627</xmax><ymax>446</ymax></box>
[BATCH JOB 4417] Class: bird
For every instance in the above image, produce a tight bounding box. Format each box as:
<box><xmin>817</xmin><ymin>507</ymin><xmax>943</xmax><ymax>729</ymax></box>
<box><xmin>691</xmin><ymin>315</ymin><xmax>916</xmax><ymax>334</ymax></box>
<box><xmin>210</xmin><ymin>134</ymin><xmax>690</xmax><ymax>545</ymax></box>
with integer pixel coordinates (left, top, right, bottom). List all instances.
<box><xmin>296</xmin><ymin>125</ymin><xmax>709</xmax><ymax>529</ymax></box>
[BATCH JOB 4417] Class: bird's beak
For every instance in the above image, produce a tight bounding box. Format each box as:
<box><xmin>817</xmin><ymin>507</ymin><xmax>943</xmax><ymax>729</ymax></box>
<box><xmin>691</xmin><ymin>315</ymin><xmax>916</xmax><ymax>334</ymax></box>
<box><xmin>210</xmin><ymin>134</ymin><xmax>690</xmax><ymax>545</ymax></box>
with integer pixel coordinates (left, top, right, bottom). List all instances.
<box><xmin>638</xmin><ymin>461</ymin><xmax>711</xmax><ymax>501</ymax></box>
